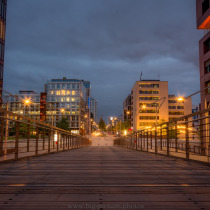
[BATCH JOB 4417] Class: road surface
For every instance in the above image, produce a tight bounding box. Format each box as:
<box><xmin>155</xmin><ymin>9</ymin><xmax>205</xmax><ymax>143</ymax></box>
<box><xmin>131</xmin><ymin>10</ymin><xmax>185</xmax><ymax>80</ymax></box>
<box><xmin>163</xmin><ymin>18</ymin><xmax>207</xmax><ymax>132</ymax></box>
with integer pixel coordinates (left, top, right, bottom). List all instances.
<box><xmin>0</xmin><ymin>136</ymin><xmax>210</xmax><ymax>209</ymax></box>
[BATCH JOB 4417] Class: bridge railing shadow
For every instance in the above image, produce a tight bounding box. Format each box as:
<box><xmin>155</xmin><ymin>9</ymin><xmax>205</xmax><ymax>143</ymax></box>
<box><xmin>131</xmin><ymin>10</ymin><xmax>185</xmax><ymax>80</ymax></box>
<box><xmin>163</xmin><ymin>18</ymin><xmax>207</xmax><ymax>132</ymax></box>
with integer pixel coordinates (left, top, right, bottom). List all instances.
<box><xmin>0</xmin><ymin>107</ymin><xmax>91</xmax><ymax>162</ymax></box>
<box><xmin>114</xmin><ymin>107</ymin><xmax>210</xmax><ymax>163</ymax></box>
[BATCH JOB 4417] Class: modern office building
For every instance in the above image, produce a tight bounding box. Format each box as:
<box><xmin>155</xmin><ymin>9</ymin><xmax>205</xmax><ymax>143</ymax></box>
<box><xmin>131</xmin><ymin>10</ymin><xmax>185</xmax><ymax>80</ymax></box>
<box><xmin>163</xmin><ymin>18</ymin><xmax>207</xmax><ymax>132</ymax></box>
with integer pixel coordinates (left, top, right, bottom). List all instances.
<box><xmin>130</xmin><ymin>80</ymin><xmax>192</xmax><ymax>131</ymax></box>
<box><xmin>123</xmin><ymin>94</ymin><xmax>131</xmax><ymax>127</ymax></box>
<box><xmin>0</xmin><ymin>0</ymin><xmax>7</xmax><ymax>107</ymax></box>
<box><xmin>45</xmin><ymin>78</ymin><xmax>88</xmax><ymax>134</ymax></box>
<box><xmin>4</xmin><ymin>90</ymin><xmax>40</xmax><ymax>120</ymax></box>
<box><xmin>90</xmin><ymin>97</ymin><xmax>97</xmax><ymax>123</ymax></box>
<box><xmin>196</xmin><ymin>0</ymin><xmax>210</xmax><ymax>109</ymax></box>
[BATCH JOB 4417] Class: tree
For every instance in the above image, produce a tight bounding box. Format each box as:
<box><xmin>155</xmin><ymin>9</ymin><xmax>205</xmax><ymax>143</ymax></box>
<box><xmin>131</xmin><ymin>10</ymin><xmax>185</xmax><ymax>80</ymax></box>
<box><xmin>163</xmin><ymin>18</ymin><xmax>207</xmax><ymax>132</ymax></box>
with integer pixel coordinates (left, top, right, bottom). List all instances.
<box><xmin>57</xmin><ymin>117</ymin><xmax>69</xmax><ymax>131</ymax></box>
<box><xmin>99</xmin><ymin>117</ymin><xmax>106</xmax><ymax>131</ymax></box>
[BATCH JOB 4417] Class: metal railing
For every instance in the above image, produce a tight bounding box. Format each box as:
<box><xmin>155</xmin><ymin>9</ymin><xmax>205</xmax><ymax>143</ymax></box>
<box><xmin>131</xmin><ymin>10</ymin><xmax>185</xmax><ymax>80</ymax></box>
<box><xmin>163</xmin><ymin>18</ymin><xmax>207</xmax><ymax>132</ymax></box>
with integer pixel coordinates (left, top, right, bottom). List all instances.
<box><xmin>115</xmin><ymin>108</ymin><xmax>210</xmax><ymax>163</ymax></box>
<box><xmin>0</xmin><ymin>107</ymin><xmax>91</xmax><ymax>162</ymax></box>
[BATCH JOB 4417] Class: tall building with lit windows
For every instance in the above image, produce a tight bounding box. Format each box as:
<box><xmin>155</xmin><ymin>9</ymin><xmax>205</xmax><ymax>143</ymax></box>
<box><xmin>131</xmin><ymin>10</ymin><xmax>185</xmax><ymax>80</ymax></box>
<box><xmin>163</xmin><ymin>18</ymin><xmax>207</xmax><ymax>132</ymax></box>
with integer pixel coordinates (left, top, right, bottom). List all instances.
<box><xmin>0</xmin><ymin>0</ymin><xmax>7</xmax><ymax>107</ymax></box>
<box><xmin>196</xmin><ymin>0</ymin><xmax>210</xmax><ymax>109</ymax></box>
<box><xmin>130</xmin><ymin>80</ymin><xmax>192</xmax><ymax>132</ymax></box>
<box><xmin>131</xmin><ymin>80</ymin><xmax>169</xmax><ymax>131</ymax></box>
<box><xmin>45</xmin><ymin>78</ymin><xmax>88</xmax><ymax>134</ymax></box>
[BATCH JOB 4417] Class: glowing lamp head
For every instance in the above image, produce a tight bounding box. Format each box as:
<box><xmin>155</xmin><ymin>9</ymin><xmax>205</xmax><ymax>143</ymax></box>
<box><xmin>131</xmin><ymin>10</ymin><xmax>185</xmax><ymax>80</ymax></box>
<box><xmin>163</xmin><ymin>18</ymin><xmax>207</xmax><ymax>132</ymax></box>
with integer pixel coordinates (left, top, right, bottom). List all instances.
<box><xmin>178</xmin><ymin>97</ymin><xmax>184</xmax><ymax>102</ymax></box>
<box><xmin>142</xmin><ymin>105</ymin><xmax>146</xmax><ymax>109</ymax></box>
<box><xmin>24</xmin><ymin>99</ymin><xmax>30</xmax><ymax>104</ymax></box>
<box><xmin>61</xmin><ymin>109</ymin><xmax>65</xmax><ymax>113</ymax></box>
<box><xmin>127</xmin><ymin>111</ymin><xmax>130</xmax><ymax>114</ymax></box>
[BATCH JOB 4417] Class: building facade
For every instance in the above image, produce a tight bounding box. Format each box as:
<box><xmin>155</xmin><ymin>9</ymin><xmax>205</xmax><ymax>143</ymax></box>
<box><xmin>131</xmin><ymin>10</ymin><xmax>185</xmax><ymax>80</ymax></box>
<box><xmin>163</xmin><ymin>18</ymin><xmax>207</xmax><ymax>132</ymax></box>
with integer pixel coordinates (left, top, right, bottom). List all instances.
<box><xmin>0</xmin><ymin>0</ymin><xmax>7</xmax><ymax>107</ymax></box>
<box><xmin>90</xmin><ymin>97</ymin><xmax>97</xmax><ymax>123</ymax></box>
<box><xmin>4</xmin><ymin>91</ymin><xmax>40</xmax><ymax>120</ymax></box>
<box><xmin>131</xmin><ymin>80</ymin><xmax>169</xmax><ymax>131</ymax></box>
<box><xmin>197</xmin><ymin>0</ymin><xmax>210</xmax><ymax>109</ymax></box>
<box><xmin>130</xmin><ymin>80</ymin><xmax>192</xmax><ymax>131</ymax></box>
<box><xmin>123</xmin><ymin>94</ymin><xmax>131</xmax><ymax>128</ymax></box>
<box><xmin>46</xmin><ymin>78</ymin><xmax>87</xmax><ymax>134</ymax></box>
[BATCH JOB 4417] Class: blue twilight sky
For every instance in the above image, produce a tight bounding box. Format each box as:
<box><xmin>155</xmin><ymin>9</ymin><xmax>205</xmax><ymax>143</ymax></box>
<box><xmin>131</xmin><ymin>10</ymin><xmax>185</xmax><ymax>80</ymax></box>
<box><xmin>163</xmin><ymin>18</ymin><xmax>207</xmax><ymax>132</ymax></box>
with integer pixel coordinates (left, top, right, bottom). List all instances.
<box><xmin>3</xmin><ymin>0</ymin><xmax>203</xmax><ymax>121</ymax></box>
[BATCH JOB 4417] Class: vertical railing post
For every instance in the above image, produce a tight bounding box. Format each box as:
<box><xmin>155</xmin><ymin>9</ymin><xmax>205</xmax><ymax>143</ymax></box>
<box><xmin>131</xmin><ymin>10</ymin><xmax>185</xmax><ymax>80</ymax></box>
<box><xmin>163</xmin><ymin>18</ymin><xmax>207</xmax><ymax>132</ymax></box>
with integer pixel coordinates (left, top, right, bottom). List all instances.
<box><xmin>15</xmin><ymin>117</ymin><xmax>20</xmax><ymax>160</ymax></box>
<box><xmin>200</xmin><ymin>113</ymin><xmax>205</xmax><ymax>155</ymax></box>
<box><xmin>175</xmin><ymin>124</ymin><xmax>178</xmax><ymax>152</ymax></box>
<box><xmin>27</xmin><ymin>120</ymin><xmax>30</xmax><ymax>152</ymax></box>
<box><xmin>160</xmin><ymin>125</ymin><xmax>162</xmax><ymax>151</ymax></box>
<box><xmin>0</xmin><ymin>115</ymin><xmax>4</xmax><ymax>156</ymax></box>
<box><xmin>147</xmin><ymin>130</ymin><xmax>149</xmax><ymax>152</ymax></box>
<box><xmin>48</xmin><ymin>130</ymin><xmax>51</xmax><ymax>154</ymax></box>
<box><xmin>57</xmin><ymin>133</ymin><xmax>59</xmax><ymax>151</ymax></box>
<box><xmin>68</xmin><ymin>135</ymin><xmax>70</xmax><ymax>149</ymax></box>
<box><xmin>69</xmin><ymin>134</ymin><xmax>72</xmax><ymax>148</ymax></box>
<box><xmin>136</xmin><ymin>132</ymin><xmax>138</xmax><ymax>150</ymax></box>
<box><xmin>155</xmin><ymin>127</ymin><xmax>157</xmax><ymax>154</ymax></box>
<box><xmin>63</xmin><ymin>134</ymin><xmax>65</xmax><ymax>151</ymax></box>
<box><xmin>167</xmin><ymin>123</ymin><xmax>169</xmax><ymax>156</ymax></box>
<box><xmin>150</xmin><ymin>130</ymin><xmax>152</xmax><ymax>150</ymax></box>
<box><xmin>35</xmin><ymin>127</ymin><xmax>39</xmax><ymax>155</ymax></box>
<box><xmin>140</xmin><ymin>131</ymin><xmax>142</xmax><ymax>151</ymax></box>
<box><xmin>53</xmin><ymin>131</ymin><xmax>55</xmax><ymax>149</ymax></box>
<box><xmin>185</xmin><ymin>117</ymin><xmax>189</xmax><ymax>160</ymax></box>
<box><xmin>43</xmin><ymin>129</ymin><xmax>45</xmax><ymax>150</ymax></box>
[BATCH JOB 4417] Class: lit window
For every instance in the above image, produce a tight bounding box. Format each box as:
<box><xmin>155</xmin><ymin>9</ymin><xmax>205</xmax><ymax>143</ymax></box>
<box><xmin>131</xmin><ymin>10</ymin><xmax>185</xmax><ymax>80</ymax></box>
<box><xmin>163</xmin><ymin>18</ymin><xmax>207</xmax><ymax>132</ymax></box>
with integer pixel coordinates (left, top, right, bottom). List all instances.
<box><xmin>66</xmin><ymin>97</ymin><xmax>70</xmax><ymax>102</ymax></box>
<box><xmin>51</xmin><ymin>90</ymin><xmax>54</xmax><ymax>95</ymax></box>
<box><xmin>72</xmin><ymin>91</ymin><xmax>75</xmax><ymax>95</ymax></box>
<box><xmin>72</xmin><ymin>98</ymin><xmax>75</xmax><ymax>102</ymax></box>
<box><xmin>56</xmin><ymin>90</ymin><xmax>60</xmax><ymax>95</ymax></box>
<box><xmin>61</xmin><ymin>90</ymin><xmax>65</xmax><ymax>95</ymax></box>
<box><xmin>67</xmin><ymin>90</ymin><xmax>70</xmax><ymax>95</ymax></box>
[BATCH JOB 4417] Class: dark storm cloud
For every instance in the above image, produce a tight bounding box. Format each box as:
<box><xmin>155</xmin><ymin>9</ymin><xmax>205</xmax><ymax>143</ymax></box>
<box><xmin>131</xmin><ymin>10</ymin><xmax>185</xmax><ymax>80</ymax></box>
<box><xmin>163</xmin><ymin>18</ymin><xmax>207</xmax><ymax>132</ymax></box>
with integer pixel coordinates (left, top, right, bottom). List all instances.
<box><xmin>4</xmin><ymin>0</ymin><xmax>202</xmax><ymax>120</ymax></box>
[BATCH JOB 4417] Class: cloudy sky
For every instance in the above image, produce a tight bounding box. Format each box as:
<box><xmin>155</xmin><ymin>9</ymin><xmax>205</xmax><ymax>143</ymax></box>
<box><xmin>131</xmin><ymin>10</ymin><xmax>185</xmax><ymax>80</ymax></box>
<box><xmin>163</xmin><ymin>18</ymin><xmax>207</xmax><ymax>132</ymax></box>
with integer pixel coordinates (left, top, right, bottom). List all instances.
<box><xmin>4</xmin><ymin>0</ymin><xmax>202</xmax><ymax>121</ymax></box>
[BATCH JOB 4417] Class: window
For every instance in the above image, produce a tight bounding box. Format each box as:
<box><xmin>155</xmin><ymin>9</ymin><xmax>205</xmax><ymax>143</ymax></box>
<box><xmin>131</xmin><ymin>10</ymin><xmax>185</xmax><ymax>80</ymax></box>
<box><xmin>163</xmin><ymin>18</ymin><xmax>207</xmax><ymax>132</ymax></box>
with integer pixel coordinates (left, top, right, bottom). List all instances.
<box><xmin>61</xmin><ymin>90</ymin><xmax>65</xmax><ymax>95</ymax></box>
<box><xmin>139</xmin><ymin>84</ymin><xmax>159</xmax><ymax>88</ymax></box>
<box><xmin>72</xmin><ymin>91</ymin><xmax>76</xmax><ymax>95</ymax></box>
<box><xmin>205</xmin><ymin>81</ymin><xmax>210</xmax><ymax>94</ymax></box>
<box><xmin>205</xmin><ymin>59</ymin><xmax>210</xmax><ymax>74</ymax></box>
<box><xmin>140</xmin><ymin>109</ymin><xmax>158</xmax><ymax>113</ymax></box>
<box><xmin>139</xmin><ymin>96</ymin><xmax>159</xmax><ymax>100</ymax></box>
<box><xmin>57</xmin><ymin>84</ymin><xmax>60</xmax><ymax>89</ymax></box>
<box><xmin>62</xmin><ymin>84</ymin><xmax>66</xmax><ymax>89</ymax></box>
<box><xmin>204</xmin><ymin>38</ymin><xmax>210</xmax><ymax>54</ymax></box>
<box><xmin>139</xmin><ymin>90</ymin><xmax>159</xmax><ymax>94</ymax></box>
<box><xmin>52</xmin><ymin>84</ymin><xmax>55</xmax><ymax>89</ymax></box>
<box><xmin>168</xmin><ymin>100</ymin><xmax>177</xmax><ymax>103</ymax></box>
<box><xmin>202</xmin><ymin>0</ymin><xmax>209</xmax><ymax>14</ymax></box>
<box><xmin>56</xmin><ymin>90</ymin><xmax>60</xmax><ymax>95</ymax></box>
<box><xmin>67</xmin><ymin>84</ymin><xmax>71</xmax><ymax>89</ymax></box>
<box><xmin>177</xmin><ymin>106</ymin><xmax>184</xmax><ymax>109</ymax></box>
<box><xmin>67</xmin><ymin>90</ymin><xmax>70</xmax><ymax>95</ymax></box>
<box><xmin>72</xmin><ymin>84</ymin><xmax>76</xmax><ymax>89</ymax></box>
<box><xmin>169</xmin><ymin>111</ymin><xmax>184</xmax><ymax>115</ymax></box>
<box><xmin>169</xmin><ymin>106</ymin><xmax>176</xmax><ymax>109</ymax></box>
<box><xmin>139</xmin><ymin>122</ymin><xmax>155</xmax><ymax>126</ymax></box>
<box><xmin>139</xmin><ymin>116</ymin><xmax>159</xmax><ymax>120</ymax></box>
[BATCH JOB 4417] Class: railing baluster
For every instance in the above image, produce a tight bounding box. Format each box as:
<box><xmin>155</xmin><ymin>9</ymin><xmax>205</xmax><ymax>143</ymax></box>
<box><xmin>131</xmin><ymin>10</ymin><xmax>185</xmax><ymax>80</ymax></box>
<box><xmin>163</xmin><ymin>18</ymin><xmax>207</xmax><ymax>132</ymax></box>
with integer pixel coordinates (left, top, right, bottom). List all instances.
<box><xmin>15</xmin><ymin>117</ymin><xmax>20</xmax><ymax>160</ymax></box>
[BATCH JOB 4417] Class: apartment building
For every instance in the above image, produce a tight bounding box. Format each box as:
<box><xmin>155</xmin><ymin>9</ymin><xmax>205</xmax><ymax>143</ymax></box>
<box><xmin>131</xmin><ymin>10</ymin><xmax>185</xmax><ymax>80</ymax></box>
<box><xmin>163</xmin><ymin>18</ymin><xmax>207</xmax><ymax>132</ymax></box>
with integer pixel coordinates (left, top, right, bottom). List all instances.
<box><xmin>168</xmin><ymin>95</ymin><xmax>192</xmax><ymax>121</ymax></box>
<box><xmin>129</xmin><ymin>80</ymin><xmax>192</xmax><ymax>131</ymax></box>
<box><xmin>4</xmin><ymin>90</ymin><xmax>40</xmax><ymax>120</ymax></box>
<box><xmin>196</xmin><ymin>0</ymin><xmax>210</xmax><ymax>109</ymax></box>
<box><xmin>131</xmin><ymin>80</ymin><xmax>169</xmax><ymax>131</ymax></box>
